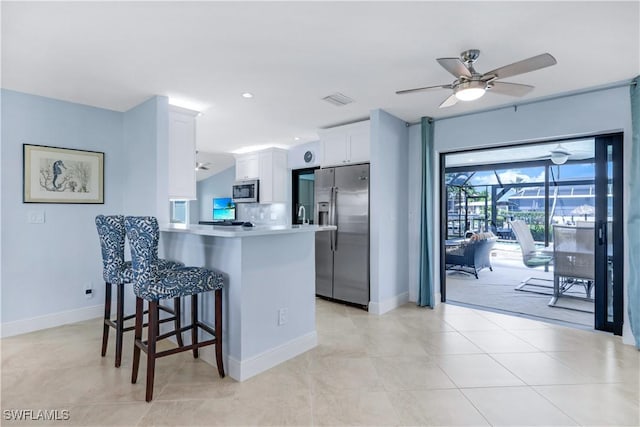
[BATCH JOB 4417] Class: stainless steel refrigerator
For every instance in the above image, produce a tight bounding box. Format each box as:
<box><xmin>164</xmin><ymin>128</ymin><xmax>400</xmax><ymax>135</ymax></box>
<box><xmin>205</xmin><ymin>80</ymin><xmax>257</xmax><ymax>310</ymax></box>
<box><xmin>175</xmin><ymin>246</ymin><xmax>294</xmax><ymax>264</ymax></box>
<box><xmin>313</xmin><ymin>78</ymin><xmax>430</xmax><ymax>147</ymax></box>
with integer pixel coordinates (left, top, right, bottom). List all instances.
<box><xmin>314</xmin><ymin>163</ymin><xmax>369</xmax><ymax>307</ymax></box>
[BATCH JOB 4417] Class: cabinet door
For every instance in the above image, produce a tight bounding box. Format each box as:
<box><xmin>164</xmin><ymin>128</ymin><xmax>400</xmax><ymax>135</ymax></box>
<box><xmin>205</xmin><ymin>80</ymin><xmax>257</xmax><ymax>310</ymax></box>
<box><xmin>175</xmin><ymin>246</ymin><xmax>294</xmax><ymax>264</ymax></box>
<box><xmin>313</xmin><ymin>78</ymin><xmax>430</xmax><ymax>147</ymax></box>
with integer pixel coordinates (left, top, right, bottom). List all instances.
<box><xmin>236</xmin><ymin>154</ymin><xmax>259</xmax><ymax>180</ymax></box>
<box><xmin>168</xmin><ymin>109</ymin><xmax>196</xmax><ymax>200</ymax></box>
<box><xmin>321</xmin><ymin>133</ymin><xmax>348</xmax><ymax>167</ymax></box>
<box><xmin>270</xmin><ymin>150</ymin><xmax>287</xmax><ymax>202</ymax></box>
<box><xmin>259</xmin><ymin>152</ymin><xmax>273</xmax><ymax>202</ymax></box>
<box><xmin>348</xmin><ymin>127</ymin><xmax>370</xmax><ymax>163</ymax></box>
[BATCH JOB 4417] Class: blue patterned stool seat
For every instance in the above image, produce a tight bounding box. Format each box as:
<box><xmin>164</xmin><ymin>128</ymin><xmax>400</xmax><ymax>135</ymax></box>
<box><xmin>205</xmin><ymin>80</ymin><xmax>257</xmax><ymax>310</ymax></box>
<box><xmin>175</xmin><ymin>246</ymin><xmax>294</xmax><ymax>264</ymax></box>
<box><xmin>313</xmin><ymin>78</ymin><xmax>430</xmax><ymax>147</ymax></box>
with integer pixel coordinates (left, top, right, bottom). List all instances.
<box><xmin>136</xmin><ymin>267</ymin><xmax>224</xmax><ymax>301</ymax></box>
<box><xmin>124</xmin><ymin>216</ymin><xmax>225</xmax><ymax>402</ymax></box>
<box><xmin>121</xmin><ymin>259</ymin><xmax>184</xmax><ymax>283</ymax></box>
<box><xmin>95</xmin><ymin>215</ymin><xmax>185</xmax><ymax>368</ymax></box>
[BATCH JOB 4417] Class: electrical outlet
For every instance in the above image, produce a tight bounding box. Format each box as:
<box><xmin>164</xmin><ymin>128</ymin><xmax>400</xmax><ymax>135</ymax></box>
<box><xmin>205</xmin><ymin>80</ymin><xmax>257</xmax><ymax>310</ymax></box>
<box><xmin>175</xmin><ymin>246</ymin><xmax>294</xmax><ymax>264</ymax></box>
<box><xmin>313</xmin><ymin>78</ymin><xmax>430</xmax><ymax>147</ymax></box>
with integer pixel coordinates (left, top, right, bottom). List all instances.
<box><xmin>84</xmin><ymin>282</ymin><xmax>93</xmax><ymax>299</ymax></box>
<box><xmin>278</xmin><ymin>308</ymin><xmax>288</xmax><ymax>326</ymax></box>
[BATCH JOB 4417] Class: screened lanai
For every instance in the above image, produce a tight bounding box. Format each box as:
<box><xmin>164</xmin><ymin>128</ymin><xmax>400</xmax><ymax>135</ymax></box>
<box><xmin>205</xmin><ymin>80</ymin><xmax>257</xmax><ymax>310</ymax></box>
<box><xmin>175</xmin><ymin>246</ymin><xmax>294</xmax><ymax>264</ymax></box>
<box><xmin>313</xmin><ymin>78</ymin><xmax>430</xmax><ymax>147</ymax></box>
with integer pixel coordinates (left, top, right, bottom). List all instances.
<box><xmin>442</xmin><ymin>138</ymin><xmax>603</xmax><ymax>327</ymax></box>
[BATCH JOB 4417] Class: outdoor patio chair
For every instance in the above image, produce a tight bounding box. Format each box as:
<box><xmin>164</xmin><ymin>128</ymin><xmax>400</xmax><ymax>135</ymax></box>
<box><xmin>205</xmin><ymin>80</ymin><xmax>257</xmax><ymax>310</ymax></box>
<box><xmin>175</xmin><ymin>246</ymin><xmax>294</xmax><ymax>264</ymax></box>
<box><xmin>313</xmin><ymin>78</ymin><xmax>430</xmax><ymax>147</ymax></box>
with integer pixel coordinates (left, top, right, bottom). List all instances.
<box><xmin>549</xmin><ymin>225</ymin><xmax>594</xmax><ymax>310</ymax></box>
<box><xmin>510</xmin><ymin>220</ymin><xmax>554</xmax><ymax>293</ymax></box>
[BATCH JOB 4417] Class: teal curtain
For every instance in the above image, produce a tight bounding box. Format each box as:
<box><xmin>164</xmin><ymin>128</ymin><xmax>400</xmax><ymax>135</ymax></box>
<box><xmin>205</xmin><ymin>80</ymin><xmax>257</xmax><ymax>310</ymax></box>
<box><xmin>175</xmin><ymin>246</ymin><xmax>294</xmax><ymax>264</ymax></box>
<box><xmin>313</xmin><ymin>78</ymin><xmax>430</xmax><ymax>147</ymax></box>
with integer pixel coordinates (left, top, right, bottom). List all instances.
<box><xmin>418</xmin><ymin>117</ymin><xmax>435</xmax><ymax>307</ymax></box>
<box><xmin>629</xmin><ymin>77</ymin><xmax>640</xmax><ymax>348</ymax></box>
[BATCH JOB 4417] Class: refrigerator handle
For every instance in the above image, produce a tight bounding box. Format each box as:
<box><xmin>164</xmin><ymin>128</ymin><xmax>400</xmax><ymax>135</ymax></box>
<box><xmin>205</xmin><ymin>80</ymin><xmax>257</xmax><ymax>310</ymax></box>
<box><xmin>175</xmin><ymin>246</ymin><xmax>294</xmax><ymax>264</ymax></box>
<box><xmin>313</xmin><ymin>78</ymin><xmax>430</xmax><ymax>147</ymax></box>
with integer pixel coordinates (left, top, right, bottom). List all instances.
<box><xmin>329</xmin><ymin>187</ymin><xmax>335</xmax><ymax>251</ymax></box>
<box><xmin>333</xmin><ymin>187</ymin><xmax>338</xmax><ymax>251</ymax></box>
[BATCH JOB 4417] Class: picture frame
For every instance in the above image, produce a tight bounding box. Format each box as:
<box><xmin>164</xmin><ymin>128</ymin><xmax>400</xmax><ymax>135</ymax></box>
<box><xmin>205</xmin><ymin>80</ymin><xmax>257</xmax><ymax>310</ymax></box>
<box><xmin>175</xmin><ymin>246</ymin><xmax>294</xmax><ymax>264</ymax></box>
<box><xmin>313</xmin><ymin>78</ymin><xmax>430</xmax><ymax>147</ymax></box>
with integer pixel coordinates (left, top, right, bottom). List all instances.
<box><xmin>23</xmin><ymin>144</ymin><xmax>104</xmax><ymax>204</ymax></box>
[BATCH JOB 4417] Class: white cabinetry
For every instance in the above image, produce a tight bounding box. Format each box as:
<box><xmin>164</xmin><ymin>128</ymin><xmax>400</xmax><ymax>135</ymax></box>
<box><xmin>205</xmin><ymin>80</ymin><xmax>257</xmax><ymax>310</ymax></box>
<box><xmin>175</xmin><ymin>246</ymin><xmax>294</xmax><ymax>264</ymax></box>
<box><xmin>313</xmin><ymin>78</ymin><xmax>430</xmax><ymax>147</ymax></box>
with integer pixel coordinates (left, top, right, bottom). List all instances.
<box><xmin>235</xmin><ymin>148</ymin><xmax>288</xmax><ymax>203</ymax></box>
<box><xmin>168</xmin><ymin>106</ymin><xmax>198</xmax><ymax>200</ymax></box>
<box><xmin>319</xmin><ymin>120</ymin><xmax>370</xmax><ymax>167</ymax></box>
<box><xmin>235</xmin><ymin>154</ymin><xmax>259</xmax><ymax>180</ymax></box>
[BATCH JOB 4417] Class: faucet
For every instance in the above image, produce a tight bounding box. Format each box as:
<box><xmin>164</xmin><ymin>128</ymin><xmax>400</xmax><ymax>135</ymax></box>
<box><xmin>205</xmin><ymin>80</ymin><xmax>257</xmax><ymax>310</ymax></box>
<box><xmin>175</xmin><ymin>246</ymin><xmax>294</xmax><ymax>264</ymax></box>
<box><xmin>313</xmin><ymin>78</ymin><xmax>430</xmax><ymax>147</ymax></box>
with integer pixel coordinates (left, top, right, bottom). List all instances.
<box><xmin>298</xmin><ymin>205</ymin><xmax>307</xmax><ymax>225</ymax></box>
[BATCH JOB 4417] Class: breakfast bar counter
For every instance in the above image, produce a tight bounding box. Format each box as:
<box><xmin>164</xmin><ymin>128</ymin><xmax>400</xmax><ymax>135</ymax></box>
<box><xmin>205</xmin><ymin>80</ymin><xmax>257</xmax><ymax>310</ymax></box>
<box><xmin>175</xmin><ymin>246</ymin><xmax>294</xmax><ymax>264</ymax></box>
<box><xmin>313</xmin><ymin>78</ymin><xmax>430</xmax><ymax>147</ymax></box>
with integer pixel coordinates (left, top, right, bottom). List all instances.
<box><xmin>159</xmin><ymin>224</ymin><xmax>333</xmax><ymax>381</ymax></box>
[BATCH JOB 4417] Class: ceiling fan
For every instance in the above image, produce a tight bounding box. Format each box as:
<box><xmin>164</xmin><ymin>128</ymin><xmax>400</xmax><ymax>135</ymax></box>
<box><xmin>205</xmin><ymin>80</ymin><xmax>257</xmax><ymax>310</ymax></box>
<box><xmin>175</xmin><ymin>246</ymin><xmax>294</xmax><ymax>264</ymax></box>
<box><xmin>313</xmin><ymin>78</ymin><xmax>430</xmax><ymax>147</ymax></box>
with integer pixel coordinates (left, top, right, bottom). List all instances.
<box><xmin>396</xmin><ymin>49</ymin><xmax>557</xmax><ymax>108</ymax></box>
<box><xmin>195</xmin><ymin>151</ymin><xmax>211</xmax><ymax>171</ymax></box>
<box><xmin>535</xmin><ymin>144</ymin><xmax>594</xmax><ymax>165</ymax></box>
<box><xmin>195</xmin><ymin>161</ymin><xmax>211</xmax><ymax>171</ymax></box>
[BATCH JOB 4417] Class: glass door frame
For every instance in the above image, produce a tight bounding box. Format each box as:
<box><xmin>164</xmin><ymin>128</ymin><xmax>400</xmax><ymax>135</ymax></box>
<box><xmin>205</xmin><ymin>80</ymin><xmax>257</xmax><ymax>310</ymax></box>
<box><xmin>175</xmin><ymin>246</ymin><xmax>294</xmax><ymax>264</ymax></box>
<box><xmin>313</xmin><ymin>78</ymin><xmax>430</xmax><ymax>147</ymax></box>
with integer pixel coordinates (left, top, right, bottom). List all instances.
<box><xmin>594</xmin><ymin>133</ymin><xmax>624</xmax><ymax>335</ymax></box>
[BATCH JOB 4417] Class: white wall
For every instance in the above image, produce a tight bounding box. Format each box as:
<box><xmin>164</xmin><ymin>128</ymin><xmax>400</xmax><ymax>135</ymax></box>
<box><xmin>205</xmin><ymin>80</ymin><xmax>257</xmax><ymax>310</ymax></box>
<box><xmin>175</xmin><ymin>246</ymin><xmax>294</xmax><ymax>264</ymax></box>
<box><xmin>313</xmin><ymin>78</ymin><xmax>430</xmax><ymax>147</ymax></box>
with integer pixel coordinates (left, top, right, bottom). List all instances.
<box><xmin>288</xmin><ymin>140</ymin><xmax>321</xmax><ymax>170</ymax></box>
<box><xmin>369</xmin><ymin>109</ymin><xmax>410</xmax><ymax>313</ymax></box>
<box><xmin>1</xmin><ymin>90</ymin><xmax>125</xmax><ymax>333</ymax></box>
<box><xmin>432</xmin><ymin>86</ymin><xmax>635</xmax><ymax>345</ymax></box>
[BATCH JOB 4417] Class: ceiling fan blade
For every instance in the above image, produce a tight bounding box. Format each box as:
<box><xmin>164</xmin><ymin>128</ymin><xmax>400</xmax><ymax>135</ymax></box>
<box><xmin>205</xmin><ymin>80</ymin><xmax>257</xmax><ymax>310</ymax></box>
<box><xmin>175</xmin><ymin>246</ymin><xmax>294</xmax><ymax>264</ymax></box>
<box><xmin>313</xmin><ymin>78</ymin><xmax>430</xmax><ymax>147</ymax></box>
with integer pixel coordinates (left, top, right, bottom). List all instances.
<box><xmin>437</xmin><ymin>57</ymin><xmax>472</xmax><ymax>79</ymax></box>
<box><xmin>488</xmin><ymin>81</ymin><xmax>534</xmax><ymax>97</ymax></box>
<box><xmin>439</xmin><ymin>94</ymin><xmax>458</xmax><ymax>108</ymax></box>
<box><xmin>569</xmin><ymin>151</ymin><xmax>595</xmax><ymax>160</ymax></box>
<box><xmin>483</xmin><ymin>53</ymin><xmax>557</xmax><ymax>80</ymax></box>
<box><xmin>530</xmin><ymin>154</ymin><xmax>552</xmax><ymax>161</ymax></box>
<box><xmin>396</xmin><ymin>84</ymin><xmax>452</xmax><ymax>95</ymax></box>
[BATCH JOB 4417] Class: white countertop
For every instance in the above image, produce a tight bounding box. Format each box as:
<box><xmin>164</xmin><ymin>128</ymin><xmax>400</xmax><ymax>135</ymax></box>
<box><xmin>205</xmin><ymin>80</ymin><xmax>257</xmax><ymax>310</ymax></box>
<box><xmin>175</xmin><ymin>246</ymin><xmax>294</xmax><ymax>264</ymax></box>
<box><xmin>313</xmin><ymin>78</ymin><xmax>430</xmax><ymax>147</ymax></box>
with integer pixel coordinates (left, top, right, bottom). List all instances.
<box><xmin>161</xmin><ymin>223</ymin><xmax>336</xmax><ymax>238</ymax></box>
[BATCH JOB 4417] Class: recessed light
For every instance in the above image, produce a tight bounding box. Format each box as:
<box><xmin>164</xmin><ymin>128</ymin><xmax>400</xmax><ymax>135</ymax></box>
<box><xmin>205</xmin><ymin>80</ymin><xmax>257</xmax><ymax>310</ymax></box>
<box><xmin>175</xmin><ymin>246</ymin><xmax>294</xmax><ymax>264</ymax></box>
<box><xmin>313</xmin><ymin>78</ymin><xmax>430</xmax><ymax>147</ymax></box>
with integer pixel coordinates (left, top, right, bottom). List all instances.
<box><xmin>242</xmin><ymin>92</ymin><xmax>254</xmax><ymax>99</ymax></box>
<box><xmin>294</xmin><ymin>137</ymin><xmax>301</xmax><ymax>141</ymax></box>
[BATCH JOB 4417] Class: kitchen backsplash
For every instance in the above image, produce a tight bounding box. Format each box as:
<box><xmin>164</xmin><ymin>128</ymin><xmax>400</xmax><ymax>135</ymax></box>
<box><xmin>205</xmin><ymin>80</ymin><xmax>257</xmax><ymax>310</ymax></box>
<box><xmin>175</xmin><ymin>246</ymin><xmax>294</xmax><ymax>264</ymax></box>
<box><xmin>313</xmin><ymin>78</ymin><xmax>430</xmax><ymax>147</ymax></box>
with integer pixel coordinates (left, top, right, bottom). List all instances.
<box><xmin>237</xmin><ymin>203</ymin><xmax>288</xmax><ymax>225</ymax></box>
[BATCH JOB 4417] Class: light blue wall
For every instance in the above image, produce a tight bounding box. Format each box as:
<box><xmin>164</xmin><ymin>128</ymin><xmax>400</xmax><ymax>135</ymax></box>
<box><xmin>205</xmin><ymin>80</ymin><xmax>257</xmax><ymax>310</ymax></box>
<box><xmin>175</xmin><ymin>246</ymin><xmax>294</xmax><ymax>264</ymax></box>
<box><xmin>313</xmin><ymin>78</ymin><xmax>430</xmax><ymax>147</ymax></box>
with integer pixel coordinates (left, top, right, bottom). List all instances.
<box><xmin>1</xmin><ymin>89</ymin><xmax>124</xmax><ymax>324</ymax></box>
<box><xmin>196</xmin><ymin>166</ymin><xmax>236</xmax><ymax>221</ymax></box>
<box><xmin>122</xmin><ymin>95</ymin><xmax>169</xmax><ymax>221</ymax></box>
<box><xmin>370</xmin><ymin>109</ymin><xmax>409</xmax><ymax>306</ymax></box>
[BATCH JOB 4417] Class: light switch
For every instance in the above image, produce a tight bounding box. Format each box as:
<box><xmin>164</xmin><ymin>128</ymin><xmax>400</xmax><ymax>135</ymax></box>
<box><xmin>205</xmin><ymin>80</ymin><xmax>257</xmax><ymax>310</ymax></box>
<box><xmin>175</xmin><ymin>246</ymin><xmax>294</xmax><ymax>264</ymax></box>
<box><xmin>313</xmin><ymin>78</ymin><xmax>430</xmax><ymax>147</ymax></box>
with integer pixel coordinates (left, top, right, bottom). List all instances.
<box><xmin>27</xmin><ymin>210</ymin><xmax>45</xmax><ymax>224</ymax></box>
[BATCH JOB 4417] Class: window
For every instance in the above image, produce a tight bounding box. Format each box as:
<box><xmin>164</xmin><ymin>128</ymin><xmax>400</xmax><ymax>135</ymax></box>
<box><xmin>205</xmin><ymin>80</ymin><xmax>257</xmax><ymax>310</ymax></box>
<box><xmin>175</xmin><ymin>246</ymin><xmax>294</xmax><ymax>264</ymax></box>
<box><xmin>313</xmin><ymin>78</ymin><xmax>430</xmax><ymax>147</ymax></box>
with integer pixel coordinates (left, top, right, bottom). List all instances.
<box><xmin>171</xmin><ymin>200</ymin><xmax>189</xmax><ymax>224</ymax></box>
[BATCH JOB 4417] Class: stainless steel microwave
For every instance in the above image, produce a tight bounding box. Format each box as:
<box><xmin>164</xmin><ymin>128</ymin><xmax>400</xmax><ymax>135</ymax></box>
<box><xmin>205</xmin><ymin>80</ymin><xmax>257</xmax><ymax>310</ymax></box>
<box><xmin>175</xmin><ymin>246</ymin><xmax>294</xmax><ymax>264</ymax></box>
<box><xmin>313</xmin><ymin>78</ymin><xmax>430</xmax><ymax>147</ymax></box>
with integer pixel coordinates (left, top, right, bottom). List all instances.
<box><xmin>232</xmin><ymin>180</ymin><xmax>259</xmax><ymax>203</ymax></box>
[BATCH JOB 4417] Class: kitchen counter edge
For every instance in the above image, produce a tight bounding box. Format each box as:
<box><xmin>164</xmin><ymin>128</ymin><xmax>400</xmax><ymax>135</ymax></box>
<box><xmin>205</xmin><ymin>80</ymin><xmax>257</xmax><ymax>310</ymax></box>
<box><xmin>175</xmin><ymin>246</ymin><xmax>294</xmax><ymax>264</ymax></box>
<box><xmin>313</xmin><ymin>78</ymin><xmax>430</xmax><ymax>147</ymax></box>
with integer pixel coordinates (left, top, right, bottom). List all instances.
<box><xmin>161</xmin><ymin>224</ymin><xmax>336</xmax><ymax>238</ymax></box>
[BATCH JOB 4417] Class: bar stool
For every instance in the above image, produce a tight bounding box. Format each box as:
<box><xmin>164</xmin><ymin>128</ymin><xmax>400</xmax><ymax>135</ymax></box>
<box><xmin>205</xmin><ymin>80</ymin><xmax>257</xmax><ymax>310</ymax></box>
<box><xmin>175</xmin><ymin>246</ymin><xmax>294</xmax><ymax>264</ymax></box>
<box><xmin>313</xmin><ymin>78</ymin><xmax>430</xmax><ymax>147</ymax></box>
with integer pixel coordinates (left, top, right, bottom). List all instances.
<box><xmin>95</xmin><ymin>215</ymin><xmax>184</xmax><ymax>367</ymax></box>
<box><xmin>124</xmin><ymin>216</ymin><xmax>224</xmax><ymax>402</ymax></box>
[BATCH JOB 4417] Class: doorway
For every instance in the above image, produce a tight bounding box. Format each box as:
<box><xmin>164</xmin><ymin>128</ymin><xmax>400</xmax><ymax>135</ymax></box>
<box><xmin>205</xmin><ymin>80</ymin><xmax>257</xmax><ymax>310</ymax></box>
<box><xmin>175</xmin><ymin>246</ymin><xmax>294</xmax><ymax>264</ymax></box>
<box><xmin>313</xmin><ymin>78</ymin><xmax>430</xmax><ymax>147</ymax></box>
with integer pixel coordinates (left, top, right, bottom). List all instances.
<box><xmin>439</xmin><ymin>135</ymin><xmax>624</xmax><ymax>334</ymax></box>
<box><xmin>292</xmin><ymin>167</ymin><xmax>319</xmax><ymax>224</ymax></box>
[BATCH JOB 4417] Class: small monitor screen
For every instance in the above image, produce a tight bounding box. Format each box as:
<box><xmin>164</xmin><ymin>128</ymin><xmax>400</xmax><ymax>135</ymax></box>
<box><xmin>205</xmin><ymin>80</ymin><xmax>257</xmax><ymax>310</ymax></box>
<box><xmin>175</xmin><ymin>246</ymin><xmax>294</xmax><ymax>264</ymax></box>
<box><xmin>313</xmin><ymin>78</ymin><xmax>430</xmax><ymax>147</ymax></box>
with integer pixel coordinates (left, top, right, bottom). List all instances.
<box><xmin>213</xmin><ymin>197</ymin><xmax>236</xmax><ymax>221</ymax></box>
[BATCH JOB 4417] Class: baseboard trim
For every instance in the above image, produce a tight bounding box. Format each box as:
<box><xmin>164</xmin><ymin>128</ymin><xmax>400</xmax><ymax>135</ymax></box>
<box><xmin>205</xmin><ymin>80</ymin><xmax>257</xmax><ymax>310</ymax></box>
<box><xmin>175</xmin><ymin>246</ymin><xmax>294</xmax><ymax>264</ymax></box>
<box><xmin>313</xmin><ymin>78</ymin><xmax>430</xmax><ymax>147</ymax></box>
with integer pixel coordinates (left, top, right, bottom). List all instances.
<box><xmin>199</xmin><ymin>331</ymin><xmax>318</xmax><ymax>382</ymax></box>
<box><xmin>369</xmin><ymin>291</ymin><xmax>410</xmax><ymax>315</ymax></box>
<box><xmin>1</xmin><ymin>305</ymin><xmax>103</xmax><ymax>338</ymax></box>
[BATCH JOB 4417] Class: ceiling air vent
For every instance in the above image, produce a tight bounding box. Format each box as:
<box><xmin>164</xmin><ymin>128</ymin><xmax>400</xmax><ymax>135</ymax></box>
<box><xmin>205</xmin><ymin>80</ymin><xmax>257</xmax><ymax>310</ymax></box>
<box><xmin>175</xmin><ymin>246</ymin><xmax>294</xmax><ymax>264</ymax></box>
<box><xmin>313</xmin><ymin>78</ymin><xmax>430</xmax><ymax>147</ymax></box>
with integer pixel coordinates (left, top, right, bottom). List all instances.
<box><xmin>322</xmin><ymin>92</ymin><xmax>354</xmax><ymax>107</ymax></box>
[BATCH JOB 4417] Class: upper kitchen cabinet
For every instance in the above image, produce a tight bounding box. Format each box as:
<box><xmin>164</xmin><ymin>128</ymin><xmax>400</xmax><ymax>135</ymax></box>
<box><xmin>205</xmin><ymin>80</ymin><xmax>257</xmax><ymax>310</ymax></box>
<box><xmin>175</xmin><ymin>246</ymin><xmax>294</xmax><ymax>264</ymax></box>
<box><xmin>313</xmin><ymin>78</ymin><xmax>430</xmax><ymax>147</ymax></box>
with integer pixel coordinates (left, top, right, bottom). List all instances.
<box><xmin>235</xmin><ymin>153</ymin><xmax>260</xmax><ymax>181</ymax></box>
<box><xmin>259</xmin><ymin>148</ymin><xmax>287</xmax><ymax>203</ymax></box>
<box><xmin>235</xmin><ymin>148</ymin><xmax>287</xmax><ymax>203</ymax></box>
<box><xmin>168</xmin><ymin>105</ymin><xmax>198</xmax><ymax>200</ymax></box>
<box><xmin>319</xmin><ymin>120</ymin><xmax>370</xmax><ymax>167</ymax></box>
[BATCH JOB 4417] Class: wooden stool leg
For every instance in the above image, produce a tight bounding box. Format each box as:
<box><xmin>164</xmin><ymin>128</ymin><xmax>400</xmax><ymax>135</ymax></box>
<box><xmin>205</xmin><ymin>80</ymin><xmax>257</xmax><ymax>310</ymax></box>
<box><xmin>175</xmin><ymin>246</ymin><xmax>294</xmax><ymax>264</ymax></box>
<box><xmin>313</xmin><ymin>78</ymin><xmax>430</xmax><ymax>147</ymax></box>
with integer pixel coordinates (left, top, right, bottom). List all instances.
<box><xmin>101</xmin><ymin>282</ymin><xmax>112</xmax><ymax>357</ymax></box>
<box><xmin>115</xmin><ymin>283</ymin><xmax>125</xmax><ymax>368</ymax></box>
<box><xmin>215</xmin><ymin>289</ymin><xmax>224</xmax><ymax>378</ymax></box>
<box><xmin>131</xmin><ymin>297</ymin><xmax>144</xmax><ymax>384</ymax></box>
<box><xmin>155</xmin><ymin>304</ymin><xmax>160</xmax><ymax>341</ymax></box>
<box><xmin>191</xmin><ymin>294</ymin><xmax>199</xmax><ymax>358</ymax></box>
<box><xmin>146</xmin><ymin>300</ymin><xmax>158</xmax><ymax>402</ymax></box>
<box><xmin>174</xmin><ymin>297</ymin><xmax>184</xmax><ymax>347</ymax></box>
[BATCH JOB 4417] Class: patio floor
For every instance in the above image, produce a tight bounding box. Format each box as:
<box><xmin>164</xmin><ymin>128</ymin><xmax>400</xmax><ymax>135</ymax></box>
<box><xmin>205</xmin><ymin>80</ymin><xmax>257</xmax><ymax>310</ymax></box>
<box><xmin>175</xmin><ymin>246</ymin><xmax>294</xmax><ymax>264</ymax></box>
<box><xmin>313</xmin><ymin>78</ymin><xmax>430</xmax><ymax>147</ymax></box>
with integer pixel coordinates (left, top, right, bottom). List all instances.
<box><xmin>445</xmin><ymin>241</ymin><xmax>594</xmax><ymax>328</ymax></box>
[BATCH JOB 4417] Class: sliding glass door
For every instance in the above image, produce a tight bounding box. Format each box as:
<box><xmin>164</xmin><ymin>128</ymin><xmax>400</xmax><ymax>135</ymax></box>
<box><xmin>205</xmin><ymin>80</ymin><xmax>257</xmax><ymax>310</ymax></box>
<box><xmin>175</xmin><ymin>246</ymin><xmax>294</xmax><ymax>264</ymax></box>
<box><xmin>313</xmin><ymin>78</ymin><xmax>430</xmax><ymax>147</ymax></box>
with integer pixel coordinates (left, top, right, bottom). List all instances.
<box><xmin>594</xmin><ymin>134</ymin><xmax>624</xmax><ymax>334</ymax></box>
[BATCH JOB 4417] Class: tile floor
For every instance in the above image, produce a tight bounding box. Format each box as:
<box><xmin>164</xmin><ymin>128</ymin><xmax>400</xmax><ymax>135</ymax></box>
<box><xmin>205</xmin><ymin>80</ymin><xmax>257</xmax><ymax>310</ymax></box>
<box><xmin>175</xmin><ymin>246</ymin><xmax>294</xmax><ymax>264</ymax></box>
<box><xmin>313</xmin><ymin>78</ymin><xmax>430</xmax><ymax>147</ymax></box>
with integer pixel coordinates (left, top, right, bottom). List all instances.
<box><xmin>1</xmin><ymin>299</ymin><xmax>639</xmax><ymax>426</ymax></box>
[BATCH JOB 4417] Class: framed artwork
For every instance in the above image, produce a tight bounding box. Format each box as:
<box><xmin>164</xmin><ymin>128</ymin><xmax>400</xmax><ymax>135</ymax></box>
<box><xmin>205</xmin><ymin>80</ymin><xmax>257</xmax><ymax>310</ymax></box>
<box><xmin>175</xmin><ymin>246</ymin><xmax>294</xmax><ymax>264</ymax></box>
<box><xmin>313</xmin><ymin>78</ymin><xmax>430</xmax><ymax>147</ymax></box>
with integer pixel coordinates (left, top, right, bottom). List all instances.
<box><xmin>23</xmin><ymin>144</ymin><xmax>104</xmax><ymax>204</ymax></box>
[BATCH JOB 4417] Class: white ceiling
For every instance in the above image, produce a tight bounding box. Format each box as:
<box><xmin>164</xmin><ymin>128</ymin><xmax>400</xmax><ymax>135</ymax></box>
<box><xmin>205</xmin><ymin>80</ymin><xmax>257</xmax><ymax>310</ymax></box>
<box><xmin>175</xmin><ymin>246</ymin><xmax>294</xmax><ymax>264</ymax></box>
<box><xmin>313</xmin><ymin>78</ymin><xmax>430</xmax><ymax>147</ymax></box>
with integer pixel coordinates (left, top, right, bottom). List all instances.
<box><xmin>3</xmin><ymin>1</ymin><xmax>639</xmax><ymax>166</ymax></box>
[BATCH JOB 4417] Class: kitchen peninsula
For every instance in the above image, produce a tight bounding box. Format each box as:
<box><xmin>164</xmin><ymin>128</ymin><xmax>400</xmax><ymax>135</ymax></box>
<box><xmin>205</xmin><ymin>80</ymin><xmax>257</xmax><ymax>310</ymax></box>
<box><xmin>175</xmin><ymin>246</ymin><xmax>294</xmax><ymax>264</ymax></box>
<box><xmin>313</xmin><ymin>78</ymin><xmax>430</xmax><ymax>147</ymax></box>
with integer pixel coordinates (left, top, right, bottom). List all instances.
<box><xmin>159</xmin><ymin>224</ymin><xmax>334</xmax><ymax>381</ymax></box>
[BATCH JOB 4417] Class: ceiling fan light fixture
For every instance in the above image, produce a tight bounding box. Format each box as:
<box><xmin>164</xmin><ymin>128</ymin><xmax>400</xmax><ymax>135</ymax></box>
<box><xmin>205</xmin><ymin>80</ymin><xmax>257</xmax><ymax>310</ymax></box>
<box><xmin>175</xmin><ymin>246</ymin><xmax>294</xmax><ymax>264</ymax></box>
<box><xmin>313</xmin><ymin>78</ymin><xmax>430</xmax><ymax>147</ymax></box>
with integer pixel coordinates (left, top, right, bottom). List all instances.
<box><xmin>550</xmin><ymin>151</ymin><xmax>569</xmax><ymax>165</ymax></box>
<box><xmin>454</xmin><ymin>81</ymin><xmax>486</xmax><ymax>101</ymax></box>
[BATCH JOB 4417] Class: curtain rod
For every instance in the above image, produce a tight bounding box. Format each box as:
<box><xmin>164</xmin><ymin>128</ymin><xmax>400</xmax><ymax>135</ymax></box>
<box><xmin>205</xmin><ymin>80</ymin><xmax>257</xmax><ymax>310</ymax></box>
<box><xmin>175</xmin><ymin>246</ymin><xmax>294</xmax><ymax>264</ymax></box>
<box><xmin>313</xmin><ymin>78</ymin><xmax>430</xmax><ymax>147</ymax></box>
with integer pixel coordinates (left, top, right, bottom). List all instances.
<box><xmin>407</xmin><ymin>78</ymin><xmax>636</xmax><ymax>126</ymax></box>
